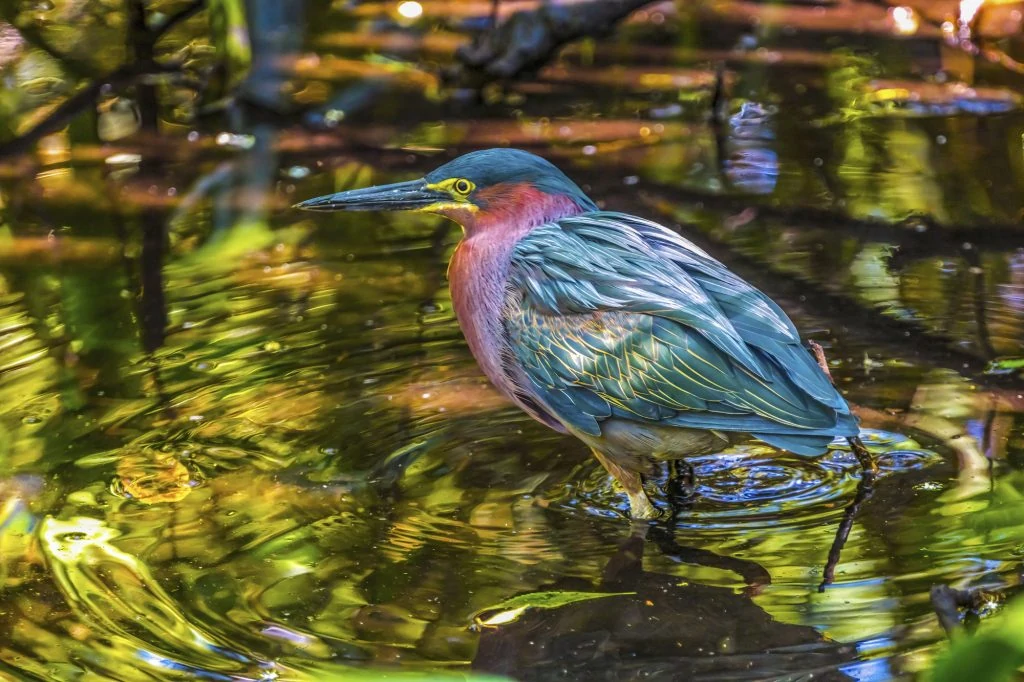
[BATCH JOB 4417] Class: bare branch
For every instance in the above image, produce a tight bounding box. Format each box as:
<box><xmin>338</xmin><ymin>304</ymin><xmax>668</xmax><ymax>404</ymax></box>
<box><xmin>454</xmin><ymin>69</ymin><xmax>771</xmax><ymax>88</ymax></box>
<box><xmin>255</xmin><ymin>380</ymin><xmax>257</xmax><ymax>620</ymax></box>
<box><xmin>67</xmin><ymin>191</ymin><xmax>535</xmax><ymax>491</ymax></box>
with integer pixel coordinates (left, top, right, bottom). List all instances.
<box><xmin>453</xmin><ymin>0</ymin><xmax>658</xmax><ymax>81</ymax></box>
<box><xmin>0</xmin><ymin>63</ymin><xmax>179</xmax><ymax>159</ymax></box>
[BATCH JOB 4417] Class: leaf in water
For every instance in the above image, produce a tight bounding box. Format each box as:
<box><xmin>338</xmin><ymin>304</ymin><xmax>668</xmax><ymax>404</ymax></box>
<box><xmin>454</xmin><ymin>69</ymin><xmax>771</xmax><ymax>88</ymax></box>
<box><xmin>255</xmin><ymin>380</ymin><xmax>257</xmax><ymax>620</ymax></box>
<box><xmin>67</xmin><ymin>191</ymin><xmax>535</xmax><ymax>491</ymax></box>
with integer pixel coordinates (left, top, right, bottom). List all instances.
<box><xmin>985</xmin><ymin>357</ymin><xmax>1024</xmax><ymax>376</ymax></box>
<box><xmin>929</xmin><ymin>597</ymin><xmax>1024</xmax><ymax>682</ymax></box>
<box><xmin>111</xmin><ymin>446</ymin><xmax>197</xmax><ymax>504</ymax></box>
<box><xmin>473</xmin><ymin>591</ymin><xmax>633</xmax><ymax>627</ymax></box>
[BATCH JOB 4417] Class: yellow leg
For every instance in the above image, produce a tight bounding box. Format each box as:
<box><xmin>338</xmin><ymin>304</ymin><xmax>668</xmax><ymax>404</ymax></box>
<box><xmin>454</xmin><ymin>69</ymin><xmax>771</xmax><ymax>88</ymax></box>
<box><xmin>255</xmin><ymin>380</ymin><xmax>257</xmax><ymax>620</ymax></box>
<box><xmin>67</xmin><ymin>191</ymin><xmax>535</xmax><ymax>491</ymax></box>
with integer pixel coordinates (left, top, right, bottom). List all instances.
<box><xmin>591</xmin><ymin>448</ymin><xmax>659</xmax><ymax>520</ymax></box>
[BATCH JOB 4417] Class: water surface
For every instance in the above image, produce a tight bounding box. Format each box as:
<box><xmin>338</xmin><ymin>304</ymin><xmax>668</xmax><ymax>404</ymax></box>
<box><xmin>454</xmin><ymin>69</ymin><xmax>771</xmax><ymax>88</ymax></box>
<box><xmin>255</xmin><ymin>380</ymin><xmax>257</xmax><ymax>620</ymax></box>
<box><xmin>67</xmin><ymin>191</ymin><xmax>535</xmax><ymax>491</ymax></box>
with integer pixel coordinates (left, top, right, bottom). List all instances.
<box><xmin>0</xmin><ymin>2</ymin><xmax>1023</xmax><ymax>680</ymax></box>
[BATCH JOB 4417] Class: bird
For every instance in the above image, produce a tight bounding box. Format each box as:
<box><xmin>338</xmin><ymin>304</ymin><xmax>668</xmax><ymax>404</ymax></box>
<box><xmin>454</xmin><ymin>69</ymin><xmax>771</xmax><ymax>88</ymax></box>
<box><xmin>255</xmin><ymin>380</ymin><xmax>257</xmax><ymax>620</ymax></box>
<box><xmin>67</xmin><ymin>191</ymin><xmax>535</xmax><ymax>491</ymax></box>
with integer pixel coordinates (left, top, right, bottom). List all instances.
<box><xmin>297</xmin><ymin>148</ymin><xmax>873</xmax><ymax>519</ymax></box>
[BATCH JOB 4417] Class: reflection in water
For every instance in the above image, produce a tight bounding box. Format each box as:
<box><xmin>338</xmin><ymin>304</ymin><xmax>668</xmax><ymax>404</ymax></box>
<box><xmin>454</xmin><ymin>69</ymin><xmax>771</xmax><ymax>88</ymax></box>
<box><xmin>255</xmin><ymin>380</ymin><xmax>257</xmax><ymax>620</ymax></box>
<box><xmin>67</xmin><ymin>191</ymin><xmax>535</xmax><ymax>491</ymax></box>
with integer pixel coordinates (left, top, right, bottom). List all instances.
<box><xmin>474</xmin><ymin>526</ymin><xmax>857</xmax><ymax>681</ymax></box>
<box><xmin>0</xmin><ymin>2</ymin><xmax>1023</xmax><ymax>681</ymax></box>
<box><xmin>40</xmin><ymin>516</ymin><xmax>268</xmax><ymax>680</ymax></box>
<box><xmin>553</xmin><ymin>430</ymin><xmax>940</xmax><ymax>529</ymax></box>
<box><xmin>723</xmin><ymin>101</ymin><xmax>778</xmax><ymax>195</ymax></box>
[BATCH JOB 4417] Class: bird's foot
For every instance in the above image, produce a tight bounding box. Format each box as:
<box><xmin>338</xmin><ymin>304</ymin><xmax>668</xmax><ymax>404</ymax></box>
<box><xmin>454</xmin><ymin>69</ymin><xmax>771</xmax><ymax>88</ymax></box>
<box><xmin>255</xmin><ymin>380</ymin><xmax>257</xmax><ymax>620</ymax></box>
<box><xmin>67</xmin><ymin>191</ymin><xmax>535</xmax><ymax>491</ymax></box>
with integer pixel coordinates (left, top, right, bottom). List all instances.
<box><xmin>664</xmin><ymin>459</ymin><xmax>698</xmax><ymax>503</ymax></box>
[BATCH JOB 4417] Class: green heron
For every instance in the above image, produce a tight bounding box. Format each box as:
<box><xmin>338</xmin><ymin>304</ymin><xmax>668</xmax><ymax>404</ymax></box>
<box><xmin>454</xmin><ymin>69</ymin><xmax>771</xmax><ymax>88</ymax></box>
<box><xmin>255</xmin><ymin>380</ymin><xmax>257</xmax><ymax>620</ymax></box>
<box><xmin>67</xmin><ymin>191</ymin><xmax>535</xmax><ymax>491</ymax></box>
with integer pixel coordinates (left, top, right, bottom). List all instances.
<box><xmin>298</xmin><ymin>149</ymin><xmax>870</xmax><ymax>519</ymax></box>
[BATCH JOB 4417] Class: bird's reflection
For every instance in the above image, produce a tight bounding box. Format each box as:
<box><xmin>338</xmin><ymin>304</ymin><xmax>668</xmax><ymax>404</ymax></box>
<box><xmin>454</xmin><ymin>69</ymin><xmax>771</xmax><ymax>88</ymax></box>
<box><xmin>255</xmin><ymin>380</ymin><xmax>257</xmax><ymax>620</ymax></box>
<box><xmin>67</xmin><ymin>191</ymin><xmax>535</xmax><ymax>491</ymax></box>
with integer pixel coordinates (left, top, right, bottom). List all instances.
<box><xmin>473</xmin><ymin>519</ymin><xmax>857</xmax><ymax>680</ymax></box>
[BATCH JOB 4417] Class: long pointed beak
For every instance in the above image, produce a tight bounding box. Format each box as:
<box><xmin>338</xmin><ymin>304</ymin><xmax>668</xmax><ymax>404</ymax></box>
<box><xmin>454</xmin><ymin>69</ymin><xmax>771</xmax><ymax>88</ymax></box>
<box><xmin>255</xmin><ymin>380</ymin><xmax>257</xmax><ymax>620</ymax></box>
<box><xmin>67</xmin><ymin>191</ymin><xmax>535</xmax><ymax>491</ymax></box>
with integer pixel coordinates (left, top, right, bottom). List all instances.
<box><xmin>294</xmin><ymin>178</ymin><xmax>443</xmax><ymax>212</ymax></box>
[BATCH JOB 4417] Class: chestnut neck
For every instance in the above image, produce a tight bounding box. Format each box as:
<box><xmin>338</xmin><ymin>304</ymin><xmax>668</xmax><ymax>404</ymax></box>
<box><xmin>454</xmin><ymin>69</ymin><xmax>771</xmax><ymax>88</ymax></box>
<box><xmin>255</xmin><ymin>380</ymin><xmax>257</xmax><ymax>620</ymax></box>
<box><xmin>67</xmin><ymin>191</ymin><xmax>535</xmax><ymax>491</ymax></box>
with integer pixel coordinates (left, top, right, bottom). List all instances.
<box><xmin>445</xmin><ymin>185</ymin><xmax>587</xmax><ymax>424</ymax></box>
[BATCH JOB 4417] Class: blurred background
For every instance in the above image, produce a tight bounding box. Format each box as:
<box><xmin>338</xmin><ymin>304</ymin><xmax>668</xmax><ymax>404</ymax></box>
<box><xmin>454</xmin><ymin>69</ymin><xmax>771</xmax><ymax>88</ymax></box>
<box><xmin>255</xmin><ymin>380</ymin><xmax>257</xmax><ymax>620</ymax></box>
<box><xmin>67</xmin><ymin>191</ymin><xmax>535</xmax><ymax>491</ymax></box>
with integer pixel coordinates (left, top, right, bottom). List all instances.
<box><xmin>0</xmin><ymin>0</ymin><xmax>1023</xmax><ymax>680</ymax></box>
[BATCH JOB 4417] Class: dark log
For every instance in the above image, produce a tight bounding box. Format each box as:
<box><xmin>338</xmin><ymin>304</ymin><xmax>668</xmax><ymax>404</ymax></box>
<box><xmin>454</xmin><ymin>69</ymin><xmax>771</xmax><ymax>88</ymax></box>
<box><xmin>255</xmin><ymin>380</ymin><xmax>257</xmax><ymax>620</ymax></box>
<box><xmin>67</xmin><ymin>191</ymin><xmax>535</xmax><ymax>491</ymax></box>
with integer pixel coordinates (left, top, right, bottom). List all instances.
<box><xmin>454</xmin><ymin>0</ymin><xmax>659</xmax><ymax>81</ymax></box>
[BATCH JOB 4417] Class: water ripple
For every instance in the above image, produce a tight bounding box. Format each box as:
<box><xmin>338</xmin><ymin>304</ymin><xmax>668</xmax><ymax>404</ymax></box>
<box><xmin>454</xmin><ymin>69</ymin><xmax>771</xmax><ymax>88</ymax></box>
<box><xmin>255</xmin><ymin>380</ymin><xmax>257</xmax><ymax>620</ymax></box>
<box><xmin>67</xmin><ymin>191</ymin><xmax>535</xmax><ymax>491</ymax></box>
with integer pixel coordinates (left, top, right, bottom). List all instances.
<box><xmin>550</xmin><ymin>429</ymin><xmax>944</xmax><ymax>531</ymax></box>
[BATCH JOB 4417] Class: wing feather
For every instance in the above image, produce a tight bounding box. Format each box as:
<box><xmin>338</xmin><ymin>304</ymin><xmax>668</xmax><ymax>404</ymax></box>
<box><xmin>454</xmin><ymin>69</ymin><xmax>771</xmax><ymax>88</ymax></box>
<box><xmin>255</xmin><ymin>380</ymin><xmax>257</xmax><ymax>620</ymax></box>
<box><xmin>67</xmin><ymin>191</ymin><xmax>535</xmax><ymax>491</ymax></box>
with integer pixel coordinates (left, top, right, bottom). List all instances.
<box><xmin>504</xmin><ymin>213</ymin><xmax>858</xmax><ymax>450</ymax></box>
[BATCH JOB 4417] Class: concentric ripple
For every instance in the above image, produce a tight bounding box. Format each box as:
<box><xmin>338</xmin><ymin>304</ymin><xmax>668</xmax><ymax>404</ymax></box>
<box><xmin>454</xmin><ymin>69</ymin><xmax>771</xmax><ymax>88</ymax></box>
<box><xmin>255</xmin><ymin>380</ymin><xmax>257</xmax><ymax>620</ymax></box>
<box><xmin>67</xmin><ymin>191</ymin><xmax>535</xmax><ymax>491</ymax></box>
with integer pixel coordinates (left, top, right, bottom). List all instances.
<box><xmin>549</xmin><ymin>429</ymin><xmax>945</xmax><ymax>529</ymax></box>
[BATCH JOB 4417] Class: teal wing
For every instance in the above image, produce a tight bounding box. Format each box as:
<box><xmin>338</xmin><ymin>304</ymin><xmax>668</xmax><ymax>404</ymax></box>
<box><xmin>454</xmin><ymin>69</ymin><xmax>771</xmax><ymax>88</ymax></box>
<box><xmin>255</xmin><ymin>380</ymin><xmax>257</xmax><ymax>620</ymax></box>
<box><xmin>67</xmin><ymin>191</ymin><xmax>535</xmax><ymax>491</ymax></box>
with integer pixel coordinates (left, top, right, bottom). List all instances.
<box><xmin>504</xmin><ymin>213</ymin><xmax>858</xmax><ymax>455</ymax></box>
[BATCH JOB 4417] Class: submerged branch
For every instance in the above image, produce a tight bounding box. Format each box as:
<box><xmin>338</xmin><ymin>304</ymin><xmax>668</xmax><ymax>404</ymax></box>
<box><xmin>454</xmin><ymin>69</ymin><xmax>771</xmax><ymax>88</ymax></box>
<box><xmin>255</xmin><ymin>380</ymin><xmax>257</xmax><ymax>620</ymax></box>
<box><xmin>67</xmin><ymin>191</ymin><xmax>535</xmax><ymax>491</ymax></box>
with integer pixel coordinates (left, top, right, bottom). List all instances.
<box><xmin>0</xmin><ymin>0</ymin><xmax>207</xmax><ymax>158</ymax></box>
<box><xmin>0</xmin><ymin>63</ymin><xmax>177</xmax><ymax>158</ymax></box>
<box><xmin>454</xmin><ymin>0</ymin><xmax>658</xmax><ymax>81</ymax></box>
<box><xmin>819</xmin><ymin>475</ymin><xmax>874</xmax><ymax>592</ymax></box>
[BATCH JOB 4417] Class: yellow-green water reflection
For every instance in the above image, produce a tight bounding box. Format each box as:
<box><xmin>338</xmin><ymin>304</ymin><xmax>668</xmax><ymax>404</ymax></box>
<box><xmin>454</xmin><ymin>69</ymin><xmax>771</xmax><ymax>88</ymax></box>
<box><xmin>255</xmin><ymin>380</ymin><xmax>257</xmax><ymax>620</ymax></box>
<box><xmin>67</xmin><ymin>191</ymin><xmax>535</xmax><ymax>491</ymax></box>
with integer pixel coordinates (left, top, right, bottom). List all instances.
<box><xmin>0</xmin><ymin>2</ymin><xmax>1023</xmax><ymax>680</ymax></box>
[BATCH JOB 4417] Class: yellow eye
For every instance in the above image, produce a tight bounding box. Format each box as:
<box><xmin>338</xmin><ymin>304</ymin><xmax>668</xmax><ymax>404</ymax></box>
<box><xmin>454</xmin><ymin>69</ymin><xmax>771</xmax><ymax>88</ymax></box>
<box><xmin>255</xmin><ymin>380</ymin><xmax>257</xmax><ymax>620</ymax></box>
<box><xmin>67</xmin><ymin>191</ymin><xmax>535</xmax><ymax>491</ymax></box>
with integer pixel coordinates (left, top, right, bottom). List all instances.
<box><xmin>452</xmin><ymin>178</ymin><xmax>473</xmax><ymax>196</ymax></box>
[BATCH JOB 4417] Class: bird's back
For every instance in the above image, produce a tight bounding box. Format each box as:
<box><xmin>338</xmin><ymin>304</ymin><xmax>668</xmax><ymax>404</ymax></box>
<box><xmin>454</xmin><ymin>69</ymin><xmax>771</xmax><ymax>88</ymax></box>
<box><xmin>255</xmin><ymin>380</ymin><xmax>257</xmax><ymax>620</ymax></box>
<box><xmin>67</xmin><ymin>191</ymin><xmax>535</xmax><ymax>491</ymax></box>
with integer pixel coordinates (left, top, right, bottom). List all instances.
<box><xmin>502</xmin><ymin>212</ymin><xmax>858</xmax><ymax>457</ymax></box>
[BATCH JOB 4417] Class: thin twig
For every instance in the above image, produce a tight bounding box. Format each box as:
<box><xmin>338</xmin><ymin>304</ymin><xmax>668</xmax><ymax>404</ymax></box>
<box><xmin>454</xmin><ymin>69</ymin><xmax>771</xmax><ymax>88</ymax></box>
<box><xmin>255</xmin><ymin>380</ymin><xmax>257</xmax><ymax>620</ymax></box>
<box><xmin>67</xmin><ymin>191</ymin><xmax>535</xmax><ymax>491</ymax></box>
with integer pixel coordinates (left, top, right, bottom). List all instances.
<box><xmin>808</xmin><ymin>338</ymin><xmax>877</xmax><ymax>593</ymax></box>
<box><xmin>808</xmin><ymin>340</ymin><xmax>834</xmax><ymax>383</ymax></box>
<box><xmin>849</xmin><ymin>436</ymin><xmax>879</xmax><ymax>478</ymax></box>
<box><xmin>819</xmin><ymin>473</ymin><xmax>874</xmax><ymax>592</ymax></box>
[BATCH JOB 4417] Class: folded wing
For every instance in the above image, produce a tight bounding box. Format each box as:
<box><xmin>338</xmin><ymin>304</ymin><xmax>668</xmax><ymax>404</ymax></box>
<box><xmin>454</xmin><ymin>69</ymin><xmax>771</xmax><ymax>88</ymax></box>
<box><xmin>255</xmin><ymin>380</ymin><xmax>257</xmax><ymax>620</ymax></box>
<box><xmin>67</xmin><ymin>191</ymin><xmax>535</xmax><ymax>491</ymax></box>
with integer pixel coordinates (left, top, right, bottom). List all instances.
<box><xmin>504</xmin><ymin>213</ymin><xmax>858</xmax><ymax>455</ymax></box>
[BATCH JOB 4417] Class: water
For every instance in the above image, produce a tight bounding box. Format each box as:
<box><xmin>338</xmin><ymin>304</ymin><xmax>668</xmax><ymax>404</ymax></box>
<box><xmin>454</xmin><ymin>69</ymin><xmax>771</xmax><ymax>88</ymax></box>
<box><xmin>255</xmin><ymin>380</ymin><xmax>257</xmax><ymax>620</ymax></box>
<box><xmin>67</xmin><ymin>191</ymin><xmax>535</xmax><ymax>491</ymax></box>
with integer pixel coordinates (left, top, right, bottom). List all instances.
<box><xmin>0</xmin><ymin>1</ymin><xmax>1023</xmax><ymax>680</ymax></box>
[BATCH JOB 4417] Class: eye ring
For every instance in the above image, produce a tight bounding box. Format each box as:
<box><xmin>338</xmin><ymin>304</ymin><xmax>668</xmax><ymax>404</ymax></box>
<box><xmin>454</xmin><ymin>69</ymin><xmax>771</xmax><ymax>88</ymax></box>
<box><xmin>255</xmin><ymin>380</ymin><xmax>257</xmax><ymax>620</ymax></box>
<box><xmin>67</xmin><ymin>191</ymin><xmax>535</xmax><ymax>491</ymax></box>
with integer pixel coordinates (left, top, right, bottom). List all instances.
<box><xmin>453</xmin><ymin>179</ymin><xmax>473</xmax><ymax>195</ymax></box>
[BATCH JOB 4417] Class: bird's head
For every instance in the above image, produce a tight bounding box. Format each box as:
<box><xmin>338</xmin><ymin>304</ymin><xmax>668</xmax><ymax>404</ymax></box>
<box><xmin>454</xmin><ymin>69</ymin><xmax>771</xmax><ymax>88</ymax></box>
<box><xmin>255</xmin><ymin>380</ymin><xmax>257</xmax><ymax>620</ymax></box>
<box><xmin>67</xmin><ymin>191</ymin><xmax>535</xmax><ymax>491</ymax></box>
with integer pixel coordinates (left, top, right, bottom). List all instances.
<box><xmin>296</xmin><ymin>148</ymin><xmax>597</xmax><ymax>233</ymax></box>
